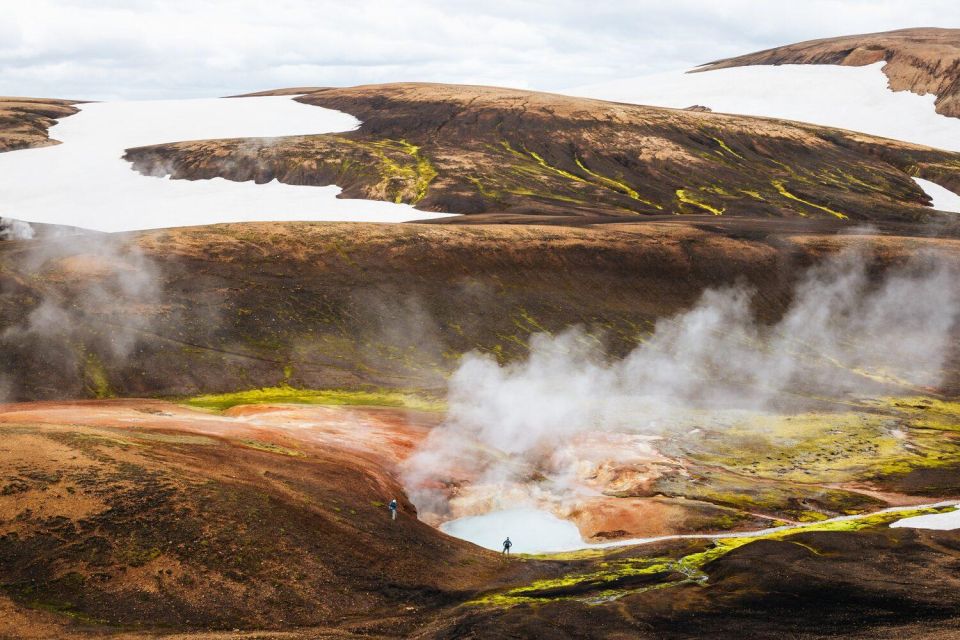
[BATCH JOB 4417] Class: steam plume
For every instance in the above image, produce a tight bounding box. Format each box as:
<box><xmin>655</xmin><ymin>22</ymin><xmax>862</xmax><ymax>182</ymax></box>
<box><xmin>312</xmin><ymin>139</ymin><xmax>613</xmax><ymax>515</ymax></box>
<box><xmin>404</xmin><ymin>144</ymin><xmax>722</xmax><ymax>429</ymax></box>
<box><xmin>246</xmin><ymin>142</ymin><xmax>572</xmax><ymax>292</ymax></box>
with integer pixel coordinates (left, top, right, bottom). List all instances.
<box><xmin>402</xmin><ymin>244</ymin><xmax>960</xmax><ymax>522</ymax></box>
<box><xmin>0</xmin><ymin>218</ymin><xmax>35</xmax><ymax>241</ymax></box>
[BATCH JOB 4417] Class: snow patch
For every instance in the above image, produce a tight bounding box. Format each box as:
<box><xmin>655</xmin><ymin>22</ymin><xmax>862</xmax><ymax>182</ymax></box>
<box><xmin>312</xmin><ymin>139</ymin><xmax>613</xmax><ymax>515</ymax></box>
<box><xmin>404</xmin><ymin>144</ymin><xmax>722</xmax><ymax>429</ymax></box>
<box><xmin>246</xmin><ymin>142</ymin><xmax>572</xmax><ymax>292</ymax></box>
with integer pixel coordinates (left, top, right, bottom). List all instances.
<box><xmin>913</xmin><ymin>177</ymin><xmax>960</xmax><ymax>213</ymax></box>
<box><xmin>890</xmin><ymin>507</ymin><xmax>960</xmax><ymax>531</ymax></box>
<box><xmin>567</xmin><ymin>63</ymin><xmax>960</xmax><ymax>152</ymax></box>
<box><xmin>0</xmin><ymin>96</ymin><xmax>454</xmax><ymax>232</ymax></box>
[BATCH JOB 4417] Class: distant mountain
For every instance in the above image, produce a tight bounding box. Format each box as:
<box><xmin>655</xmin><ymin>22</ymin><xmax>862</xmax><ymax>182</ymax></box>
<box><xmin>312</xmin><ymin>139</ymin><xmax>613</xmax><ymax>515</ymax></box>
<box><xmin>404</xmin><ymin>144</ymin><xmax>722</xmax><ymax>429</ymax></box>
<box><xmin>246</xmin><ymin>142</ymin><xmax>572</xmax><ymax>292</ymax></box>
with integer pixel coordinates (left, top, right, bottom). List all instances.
<box><xmin>125</xmin><ymin>82</ymin><xmax>960</xmax><ymax>223</ymax></box>
<box><xmin>697</xmin><ymin>27</ymin><xmax>960</xmax><ymax>119</ymax></box>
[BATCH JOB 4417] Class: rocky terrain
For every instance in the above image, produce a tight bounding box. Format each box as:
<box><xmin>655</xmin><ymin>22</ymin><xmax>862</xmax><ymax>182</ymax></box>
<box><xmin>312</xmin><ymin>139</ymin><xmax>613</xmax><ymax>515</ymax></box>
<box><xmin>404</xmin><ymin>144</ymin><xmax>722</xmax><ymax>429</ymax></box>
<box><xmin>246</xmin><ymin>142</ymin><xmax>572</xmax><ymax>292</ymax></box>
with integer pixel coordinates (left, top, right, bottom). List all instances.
<box><xmin>124</xmin><ymin>83</ymin><xmax>960</xmax><ymax>221</ymax></box>
<box><xmin>0</xmin><ymin>399</ymin><xmax>527</xmax><ymax>636</ymax></box>
<box><xmin>0</xmin><ymin>97</ymin><xmax>79</xmax><ymax>152</ymax></box>
<box><xmin>0</xmin><ymin>398</ymin><xmax>958</xmax><ymax>639</ymax></box>
<box><xmin>698</xmin><ymin>27</ymin><xmax>960</xmax><ymax>119</ymax></box>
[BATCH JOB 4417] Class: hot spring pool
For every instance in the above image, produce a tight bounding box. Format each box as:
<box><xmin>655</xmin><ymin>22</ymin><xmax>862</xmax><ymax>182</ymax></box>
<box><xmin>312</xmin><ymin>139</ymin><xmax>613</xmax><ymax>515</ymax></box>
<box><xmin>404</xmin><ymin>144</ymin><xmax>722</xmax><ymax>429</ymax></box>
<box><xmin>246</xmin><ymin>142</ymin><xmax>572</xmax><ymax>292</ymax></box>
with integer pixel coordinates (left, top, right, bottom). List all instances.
<box><xmin>440</xmin><ymin>508</ymin><xmax>587</xmax><ymax>554</ymax></box>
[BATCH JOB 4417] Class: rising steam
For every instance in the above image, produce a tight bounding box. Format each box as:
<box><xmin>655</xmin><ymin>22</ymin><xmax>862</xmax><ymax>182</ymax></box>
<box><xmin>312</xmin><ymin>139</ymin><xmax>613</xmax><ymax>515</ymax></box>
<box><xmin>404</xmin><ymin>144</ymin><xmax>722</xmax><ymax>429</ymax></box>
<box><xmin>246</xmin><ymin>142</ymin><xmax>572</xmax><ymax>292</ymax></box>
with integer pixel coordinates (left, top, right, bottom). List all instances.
<box><xmin>0</xmin><ymin>217</ymin><xmax>35</xmax><ymax>241</ymax></box>
<box><xmin>402</xmin><ymin>244</ymin><xmax>960</xmax><ymax>522</ymax></box>
<box><xmin>0</xmin><ymin>230</ymin><xmax>163</xmax><ymax>400</ymax></box>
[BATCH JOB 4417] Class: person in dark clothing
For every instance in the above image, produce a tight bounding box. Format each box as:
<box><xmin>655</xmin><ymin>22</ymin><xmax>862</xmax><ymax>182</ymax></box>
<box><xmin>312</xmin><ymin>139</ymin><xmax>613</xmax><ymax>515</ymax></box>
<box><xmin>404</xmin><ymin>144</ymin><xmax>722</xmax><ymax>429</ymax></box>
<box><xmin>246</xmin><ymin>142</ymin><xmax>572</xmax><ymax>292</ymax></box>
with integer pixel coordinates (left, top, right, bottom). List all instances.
<box><xmin>389</xmin><ymin>499</ymin><xmax>398</xmax><ymax>521</ymax></box>
<box><xmin>502</xmin><ymin>537</ymin><xmax>512</xmax><ymax>555</ymax></box>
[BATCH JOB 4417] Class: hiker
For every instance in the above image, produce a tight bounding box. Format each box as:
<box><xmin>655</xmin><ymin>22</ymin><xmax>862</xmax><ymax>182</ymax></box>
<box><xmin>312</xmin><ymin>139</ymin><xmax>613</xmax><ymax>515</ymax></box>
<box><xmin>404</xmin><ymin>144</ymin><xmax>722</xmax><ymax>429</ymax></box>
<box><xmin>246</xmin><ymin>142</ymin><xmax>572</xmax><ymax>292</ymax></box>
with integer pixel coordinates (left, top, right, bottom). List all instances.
<box><xmin>389</xmin><ymin>498</ymin><xmax>398</xmax><ymax>521</ymax></box>
<box><xmin>502</xmin><ymin>537</ymin><xmax>512</xmax><ymax>555</ymax></box>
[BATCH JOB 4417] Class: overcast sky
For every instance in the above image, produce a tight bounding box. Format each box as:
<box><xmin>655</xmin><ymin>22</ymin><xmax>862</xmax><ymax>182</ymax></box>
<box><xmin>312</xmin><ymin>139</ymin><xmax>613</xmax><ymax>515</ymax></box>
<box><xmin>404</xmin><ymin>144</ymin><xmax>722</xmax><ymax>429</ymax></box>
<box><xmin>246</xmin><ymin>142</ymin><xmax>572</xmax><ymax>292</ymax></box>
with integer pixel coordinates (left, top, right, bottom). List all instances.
<box><xmin>1</xmin><ymin>0</ymin><xmax>957</xmax><ymax>100</ymax></box>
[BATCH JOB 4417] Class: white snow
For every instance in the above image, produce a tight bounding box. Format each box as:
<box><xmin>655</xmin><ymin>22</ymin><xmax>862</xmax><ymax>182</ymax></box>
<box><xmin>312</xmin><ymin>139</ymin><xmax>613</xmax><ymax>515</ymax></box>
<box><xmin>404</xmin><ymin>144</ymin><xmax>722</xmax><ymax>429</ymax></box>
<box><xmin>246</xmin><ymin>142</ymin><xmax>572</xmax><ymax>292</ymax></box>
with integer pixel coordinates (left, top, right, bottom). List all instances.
<box><xmin>441</xmin><ymin>508</ymin><xmax>586</xmax><ymax>554</ymax></box>
<box><xmin>0</xmin><ymin>96</ymin><xmax>453</xmax><ymax>232</ymax></box>
<box><xmin>567</xmin><ymin>63</ymin><xmax>960</xmax><ymax>152</ymax></box>
<box><xmin>890</xmin><ymin>506</ymin><xmax>960</xmax><ymax>531</ymax></box>
<box><xmin>913</xmin><ymin>177</ymin><xmax>960</xmax><ymax>213</ymax></box>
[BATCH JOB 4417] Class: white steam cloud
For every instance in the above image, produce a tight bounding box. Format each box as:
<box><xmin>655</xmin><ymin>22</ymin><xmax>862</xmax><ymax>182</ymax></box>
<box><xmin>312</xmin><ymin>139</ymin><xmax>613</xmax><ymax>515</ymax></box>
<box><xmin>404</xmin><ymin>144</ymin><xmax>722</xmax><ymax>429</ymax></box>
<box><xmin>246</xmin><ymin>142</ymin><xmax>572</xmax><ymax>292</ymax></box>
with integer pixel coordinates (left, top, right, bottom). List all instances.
<box><xmin>403</xmin><ymin>245</ymin><xmax>960</xmax><ymax>522</ymax></box>
<box><xmin>0</xmin><ymin>218</ymin><xmax>36</xmax><ymax>241</ymax></box>
<box><xmin>0</xmin><ymin>231</ymin><xmax>163</xmax><ymax>400</ymax></box>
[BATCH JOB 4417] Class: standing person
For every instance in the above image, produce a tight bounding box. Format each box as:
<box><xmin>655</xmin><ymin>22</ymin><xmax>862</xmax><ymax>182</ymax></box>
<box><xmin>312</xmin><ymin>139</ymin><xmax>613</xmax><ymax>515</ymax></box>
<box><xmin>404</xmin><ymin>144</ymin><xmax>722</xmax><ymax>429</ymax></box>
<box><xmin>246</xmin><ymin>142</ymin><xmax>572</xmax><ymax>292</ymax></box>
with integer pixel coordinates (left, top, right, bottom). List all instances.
<box><xmin>502</xmin><ymin>537</ymin><xmax>512</xmax><ymax>556</ymax></box>
<box><xmin>389</xmin><ymin>498</ymin><xmax>398</xmax><ymax>521</ymax></box>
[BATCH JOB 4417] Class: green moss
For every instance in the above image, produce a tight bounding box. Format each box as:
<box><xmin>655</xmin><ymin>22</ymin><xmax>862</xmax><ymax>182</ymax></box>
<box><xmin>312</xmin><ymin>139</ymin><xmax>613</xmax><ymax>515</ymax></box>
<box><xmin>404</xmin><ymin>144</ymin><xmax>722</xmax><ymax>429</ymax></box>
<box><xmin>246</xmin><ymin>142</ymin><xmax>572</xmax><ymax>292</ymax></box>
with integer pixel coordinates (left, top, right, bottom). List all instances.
<box><xmin>676</xmin><ymin>400</ymin><xmax>960</xmax><ymax>493</ymax></box>
<box><xmin>182</xmin><ymin>386</ymin><xmax>444</xmax><ymax>412</ymax></box>
<box><xmin>83</xmin><ymin>352</ymin><xmax>114</xmax><ymax>399</ymax></box>
<box><xmin>496</xmin><ymin>140</ymin><xmax>659</xmax><ymax>212</ymax></box>
<box><xmin>772</xmin><ymin>179</ymin><xmax>848</xmax><ymax>219</ymax></box>
<box><xmin>574</xmin><ymin>157</ymin><xmax>662</xmax><ymax>209</ymax></box>
<box><xmin>710</xmin><ymin>136</ymin><xmax>745</xmax><ymax>160</ymax></box>
<box><xmin>676</xmin><ymin>188</ymin><xmax>724</xmax><ymax>215</ymax></box>
<box><xmin>327</xmin><ymin>137</ymin><xmax>437</xmax><ymax>204</ymax></box>
<box><xmin>865</xmin><ymin>397</ymin><xmax>960</xmax><ymax>432</ymax></box>
<box><xmin>239</xmin><ymin>440</ymin><xmax>305</xmax><ymax>457</ymax></box>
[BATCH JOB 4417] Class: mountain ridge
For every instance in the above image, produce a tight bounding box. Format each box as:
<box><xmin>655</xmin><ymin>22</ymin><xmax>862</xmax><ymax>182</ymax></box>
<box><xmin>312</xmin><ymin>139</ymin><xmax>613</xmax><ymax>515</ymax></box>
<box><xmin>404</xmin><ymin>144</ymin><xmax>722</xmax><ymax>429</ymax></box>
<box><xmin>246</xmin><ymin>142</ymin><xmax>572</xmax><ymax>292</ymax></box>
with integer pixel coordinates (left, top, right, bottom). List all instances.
<box><xmin>697</xmin><ymin>27</ymin><xmax>960</xmax><ymax>119</ymax></box>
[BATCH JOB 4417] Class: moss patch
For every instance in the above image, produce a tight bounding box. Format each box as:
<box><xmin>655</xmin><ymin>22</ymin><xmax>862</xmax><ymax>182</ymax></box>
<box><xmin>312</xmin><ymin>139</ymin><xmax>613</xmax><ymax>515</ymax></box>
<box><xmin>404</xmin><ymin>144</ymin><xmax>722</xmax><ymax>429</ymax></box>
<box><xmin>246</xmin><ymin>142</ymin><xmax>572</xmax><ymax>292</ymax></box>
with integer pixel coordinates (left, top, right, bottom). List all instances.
<box><xmin>182</xmin><ymin>386</ymin><xmax>444</xmax><ymax>412</ymax></box>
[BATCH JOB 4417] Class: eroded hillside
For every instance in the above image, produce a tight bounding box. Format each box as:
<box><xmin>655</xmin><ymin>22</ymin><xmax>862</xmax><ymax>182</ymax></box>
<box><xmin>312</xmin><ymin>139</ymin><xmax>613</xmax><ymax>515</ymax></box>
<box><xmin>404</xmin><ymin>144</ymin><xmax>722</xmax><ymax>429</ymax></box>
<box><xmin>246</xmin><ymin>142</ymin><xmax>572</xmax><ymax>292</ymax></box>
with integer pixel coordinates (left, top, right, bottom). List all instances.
<box><xmin>1</xmin><ymin>399</ymin><xmax>959</xmax><ymax>639</ymax></box>
<box><xmin>0</xmin><ymin>97</ymin><xmax>79</xmax><ymax>152</ymax></box>
<box><xmin>124</xmin><ymin>83</ymin><xmax>960</xmax><ymax>222</ymax></box>
<box><xmin>2</xmin><ymin>220</ymin><xmax>958</xmax><ymax>402</ymax></box>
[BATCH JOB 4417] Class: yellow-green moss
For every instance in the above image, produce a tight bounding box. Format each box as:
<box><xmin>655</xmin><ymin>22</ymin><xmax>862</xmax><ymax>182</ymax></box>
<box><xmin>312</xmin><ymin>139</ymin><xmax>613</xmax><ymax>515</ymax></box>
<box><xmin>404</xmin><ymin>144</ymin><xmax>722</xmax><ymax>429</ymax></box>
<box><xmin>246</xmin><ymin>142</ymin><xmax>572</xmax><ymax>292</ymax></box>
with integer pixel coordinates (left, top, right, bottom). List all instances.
<box><xmin>676</xmin><ymin>189</ymin><xmax>724</xmax><ymax>215</ymax></box>
<box><xmin>182</xmin><ymin>386</ymin><xmax>444</xmax><ymax>412</ymax></box>
<box><xmin>710</xmin><ymin>136</ymin><xmax>745</xmax><ymax>161</ymax></box>
<box><xmin>239</xmin><ymin>440</ymin><xmax>305</xmax><ymax>457</ymax></box>
<box><xmin>83</xmin><ymin>353</ymin><xmax>114</xmax><ymax>399</ymax></box>
<box><xmin>772</xmin><ymin>179</ymin><xmax>848</xmax><ymax>219</ymax></box>
<box><xmin>574</xmin><ymin>157</ymin><xmax>663</xmax><ymax>209</ymax></box>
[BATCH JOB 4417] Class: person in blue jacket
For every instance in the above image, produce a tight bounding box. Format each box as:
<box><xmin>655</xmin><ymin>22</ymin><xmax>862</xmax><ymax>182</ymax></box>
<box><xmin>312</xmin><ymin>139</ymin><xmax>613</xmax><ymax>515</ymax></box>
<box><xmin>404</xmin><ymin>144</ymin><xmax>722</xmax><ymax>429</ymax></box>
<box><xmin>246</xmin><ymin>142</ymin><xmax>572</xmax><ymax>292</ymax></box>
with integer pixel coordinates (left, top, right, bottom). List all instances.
<box><xmin>502</xmin><ymin>536</ymin><xmax>512</xmax><ymax>555</ymax></box>
<box><xmin>389</xmin><ymin>498</ymin><xmax>399</xmax><ymax>521</ymax></box>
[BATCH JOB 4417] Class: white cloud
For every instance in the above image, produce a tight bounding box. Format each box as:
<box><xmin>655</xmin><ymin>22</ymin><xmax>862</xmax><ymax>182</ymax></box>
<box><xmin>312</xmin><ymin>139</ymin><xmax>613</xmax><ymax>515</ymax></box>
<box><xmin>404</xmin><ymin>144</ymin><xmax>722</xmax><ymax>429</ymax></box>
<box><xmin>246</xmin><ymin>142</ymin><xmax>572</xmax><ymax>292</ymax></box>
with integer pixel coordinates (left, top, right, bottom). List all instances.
<box><xmin>0</xmin><ymin>0</ymin><xmax>957</xmax><ymax>100</ymax></box>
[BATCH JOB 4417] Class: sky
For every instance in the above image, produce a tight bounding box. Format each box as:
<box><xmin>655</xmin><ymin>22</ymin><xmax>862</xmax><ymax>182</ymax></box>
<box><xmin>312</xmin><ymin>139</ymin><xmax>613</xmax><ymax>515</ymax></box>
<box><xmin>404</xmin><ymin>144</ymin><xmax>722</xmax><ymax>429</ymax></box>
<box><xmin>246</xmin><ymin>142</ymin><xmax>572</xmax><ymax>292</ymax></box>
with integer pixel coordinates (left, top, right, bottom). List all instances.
<box><xmin>0</xmin><ymin>0</ymin><xmax>958</xmax><ymax>100</ymax></box>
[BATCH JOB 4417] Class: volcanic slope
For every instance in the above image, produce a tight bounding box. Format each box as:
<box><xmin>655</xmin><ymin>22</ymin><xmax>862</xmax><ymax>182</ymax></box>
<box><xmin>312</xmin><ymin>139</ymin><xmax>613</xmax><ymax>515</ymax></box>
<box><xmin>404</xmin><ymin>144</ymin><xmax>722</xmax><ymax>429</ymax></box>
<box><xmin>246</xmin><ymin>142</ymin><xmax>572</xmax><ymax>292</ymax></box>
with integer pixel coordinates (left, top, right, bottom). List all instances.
<box><xmin>123</xmin><ymin>83</ymin><xmax>960</xmax><ymax>222</ymax></box>
<box><xmin>698</xmin><ymin>27</ymin><xmax>960</xmax><ymax>119</ymax></box>
<box><xmin>0</xmin><ymin>400</ymin><xmax>533</xmax><ymax>637</ymax></box>
<box><xmin>0</xmin><ymin>97</ymin><xmax>78</xmax><ymax>152</ymax></box>
<box><xmin>3</xmin><ymin>220</ymin><xmax>959</xmax><ymax>403</ymax></box>
<box><xmin>2</xmin><ymin>399</ymin><xmax>959</xmax><ymax>639</ymax></box>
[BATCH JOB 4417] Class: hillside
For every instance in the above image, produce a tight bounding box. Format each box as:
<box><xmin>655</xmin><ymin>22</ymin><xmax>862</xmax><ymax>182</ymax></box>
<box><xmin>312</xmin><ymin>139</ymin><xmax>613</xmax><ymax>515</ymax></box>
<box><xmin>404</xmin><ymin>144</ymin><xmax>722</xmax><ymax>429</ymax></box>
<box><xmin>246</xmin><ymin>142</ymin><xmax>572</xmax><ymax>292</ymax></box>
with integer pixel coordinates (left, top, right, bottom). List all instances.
<box><xmin>124</xmin><ymin>83</ymin><xmax>960</xmax><ymax>222</ymax></box>
<box><xmin>0</xmin><ymin>400</ymin><xmax>528</xmax><ymax>636</ymax></box>
<box><xmin>698</xmin><ymin>27</ymin><xmax>960</xmax><ymax>119</ymax></box>
<box><xmin>1</xmin><ymin>398</ymin><xmax>959</xmax><ymax>639</ymax></box>
<box><xmin>0</xmin><ymin>97</ymin><xmax>79</xmax><ymax>152</ymax></box>
<box><xmin>3</xmin><ymin>219</ymin><xmax>958</xmax><ymax>403</ymax></box>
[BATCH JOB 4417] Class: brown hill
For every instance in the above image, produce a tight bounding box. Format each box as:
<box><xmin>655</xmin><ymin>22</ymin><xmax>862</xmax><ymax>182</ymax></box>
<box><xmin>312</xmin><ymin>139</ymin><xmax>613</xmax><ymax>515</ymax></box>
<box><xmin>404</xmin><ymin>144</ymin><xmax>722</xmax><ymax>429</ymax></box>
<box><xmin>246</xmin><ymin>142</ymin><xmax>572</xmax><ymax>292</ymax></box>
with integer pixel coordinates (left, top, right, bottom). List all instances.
<box><xmin>1</xmin><ymin>398</ymin><xmax>959</xmax><ymax>639</ymax></box>
<box><xmin>124</xmin><ymin>82</ymin><xmax>960</xmax><ymax>222</ymax></box>
<box><xmin>0</xmin><ymin>97</ymin><xmax>79</xmax><ymax>152</ymax></box>
<box><xmin>0</xmin><ymin>400</ymin><xmax>532</xmax><ymax>636</ymax></box>
<box><xmin>3</xmin><ymin>219</ymin><xmax>958</xmax><ymax>402</ymax></box>
<box><xmin>697</xmin><ymin>27</ymin><xmax>960</xmax><ymax>119</ymax></box>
